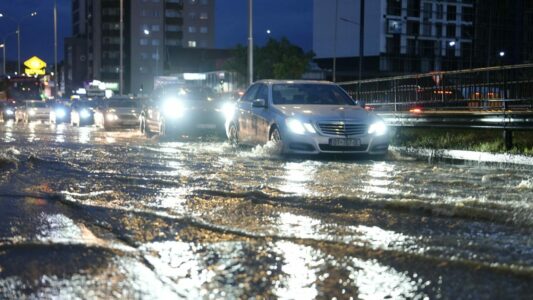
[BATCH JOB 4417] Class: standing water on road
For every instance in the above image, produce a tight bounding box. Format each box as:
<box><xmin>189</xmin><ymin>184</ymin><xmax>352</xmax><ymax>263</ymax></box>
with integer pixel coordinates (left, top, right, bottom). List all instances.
<box><xmin>0</xmin><ymin>123</ymin><xmax>532</xmax><ymax>299</ymax></box>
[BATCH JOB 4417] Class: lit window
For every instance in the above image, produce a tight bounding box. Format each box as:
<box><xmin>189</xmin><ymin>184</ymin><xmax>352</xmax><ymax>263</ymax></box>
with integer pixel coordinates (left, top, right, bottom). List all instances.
<box><xmin>188</xmin><ymin>26</ymin><xmax>196</xmax><ymax>33</ymax></box>
<box><xmin>200</xmin><ymin>27</ymin><xmax>208</xmax><ymax>34</ymax></box>
<box><xmin>200</xmin><ymin>12</ymin><xmax>208</xmax><ymax>20</ymax></box>
<box><xmin>152</xmin><ymin>39</ymin><xmax>160</xmax><ymax>46</ymax></box>
<box><xmin>151</xmin><ymin>25</ymin><xmax>160</xmax><ymax>31</ymax></box>
<box><xmin>140</xmin><ymin>39</ymin><xmax>149</xmax><ymax>46</ymax></box>
<box><xmin>188</xmin><ymin>40</ymin><xmax>197</xmax><ymax>47</ymax></box>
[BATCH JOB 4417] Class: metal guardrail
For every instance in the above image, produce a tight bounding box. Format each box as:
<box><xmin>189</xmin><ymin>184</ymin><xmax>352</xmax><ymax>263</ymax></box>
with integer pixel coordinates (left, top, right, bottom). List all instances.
<box><xmin>338</xmin><ymin>64</ymin><xmax>533</xmax><ymax>149</ymax></box>
<box><xmin>338</xmin><ymin>64</ymin><xmax>533</xmax><ymax>112</ymax></box>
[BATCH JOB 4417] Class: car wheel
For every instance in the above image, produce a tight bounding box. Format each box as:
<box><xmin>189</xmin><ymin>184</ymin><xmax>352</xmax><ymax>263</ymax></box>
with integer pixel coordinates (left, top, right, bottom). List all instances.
<box><xmin>228</xmin><ymin>122</ymin><xmax>238</xmax><ymax>145</ymax></box>
<box><xmin>159</xmin><ymin>119</ymin><xmax>166</xmax><ymax>137</ymax></box>
<box><xmin>269</xmin><ymin>126</ymin><xmax>284</xmax><ymax>154</ymax></box>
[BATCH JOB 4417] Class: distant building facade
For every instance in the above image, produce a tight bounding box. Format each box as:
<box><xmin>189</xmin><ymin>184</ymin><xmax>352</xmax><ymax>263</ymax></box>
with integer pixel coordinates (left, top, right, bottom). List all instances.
<box><xmin>66</xmin><ymin>0</ymin><xmax>216</xmax><ymax>95</ymax></box>
<box><xmin>313</xmin><ymin>0</ymin><xmax>475</xmax><ymax>80</ymax></box>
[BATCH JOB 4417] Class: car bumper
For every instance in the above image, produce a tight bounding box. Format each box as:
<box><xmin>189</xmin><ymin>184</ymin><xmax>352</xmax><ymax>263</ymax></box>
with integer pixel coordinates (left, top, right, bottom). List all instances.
<box><xmin>281</xmin><ymin>131</ymin><xmax>389</xmax><ymax>155</ymax></box>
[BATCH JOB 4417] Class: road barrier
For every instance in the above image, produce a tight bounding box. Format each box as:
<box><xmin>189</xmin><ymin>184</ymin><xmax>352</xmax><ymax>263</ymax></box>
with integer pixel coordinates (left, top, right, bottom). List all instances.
<box><xmin>338</xmin><ymin>64</ymin><xmax>533</xmax><ymax>149</ymax></box>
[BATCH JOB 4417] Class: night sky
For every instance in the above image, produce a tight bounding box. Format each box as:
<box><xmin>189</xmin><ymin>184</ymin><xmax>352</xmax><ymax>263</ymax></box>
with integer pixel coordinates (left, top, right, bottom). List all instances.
<box><xmin>0</xmin><ymin>0</ymin><xmax>313</xmax><ymax>66</ymax></box>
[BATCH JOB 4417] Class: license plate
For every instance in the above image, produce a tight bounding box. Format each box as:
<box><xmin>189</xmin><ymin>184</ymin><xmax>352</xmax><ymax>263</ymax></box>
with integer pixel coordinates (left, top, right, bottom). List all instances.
<box><xmin>197</xmin><ymin>124</ymin><xmax>216</xmax><ymax>129</ymax></box>
<box><xmin>329</xmin><ymin>138</ymin><xmax>360</xmax><ymax>147</ymax></box>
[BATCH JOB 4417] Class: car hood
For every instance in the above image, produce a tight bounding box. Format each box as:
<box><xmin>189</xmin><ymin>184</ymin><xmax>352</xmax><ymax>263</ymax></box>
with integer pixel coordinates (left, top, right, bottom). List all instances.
<box><xmin>275</xmin><ymin>105</ymin><xmax>378</xmax><ymax>123</ymax></box>
<box><xmin>108</xmin><ymin>107</ymin><xmax>139</xmax><ymax>114</ymax></box>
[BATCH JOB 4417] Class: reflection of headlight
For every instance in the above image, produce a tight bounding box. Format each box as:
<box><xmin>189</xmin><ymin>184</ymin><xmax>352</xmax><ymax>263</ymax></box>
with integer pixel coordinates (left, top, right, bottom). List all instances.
<box><xmin>286</xmin><ymin>118</ymin><xmax>316</xmax><ymax>135</ymax></box>
<box><xmin>368</xmin><ymin>121</ymin><xmax>387</xmax><ymax>136</ymax></box>
<box><xmin>220</xmin><ymin>102</ymin><xmax>235</xmax><ymax>120</ymax></box>
<box><xmin>29</xmin><ymin>110</ymin><xmax>36</xmax><ymax>116</ymax></box>
<box><xmin>55</xmin><ymin>109</ymin><xmax>66</xmax><ymax>118</ymax></box>
<box><xmin>5</xmin><ymin>109</ymin><xmax>13</xmax><ymax>115</ymax></box>
<box><xmin>106</xmin><ymin>113</ymin><xmax>118</xmax><ymax>121</ymax></box>
<box><xmin>162</xmin><ymin>98</ymin><xmax>185</xmax><ymax>118</ymax></box>
<box><xmin>80</xmin><ymin>109</ymin><xmax>91</xmax><ymax>119</ymax></box>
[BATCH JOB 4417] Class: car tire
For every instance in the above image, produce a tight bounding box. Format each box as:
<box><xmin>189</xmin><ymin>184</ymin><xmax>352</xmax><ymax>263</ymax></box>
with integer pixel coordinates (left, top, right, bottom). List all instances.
<box><xmin>269</xmin><ymin>126</ymin><xmax>284</xmax><ymax>155</ymax></box>
<box><xmin>228</xmin><ymin>122</ymin><xmax>238</xmax><ymax>145</ymax></box>
<box><xmin>159</xmin><ymin>119</ymin><xmax>167</xmax><ymax>137</ymax></box>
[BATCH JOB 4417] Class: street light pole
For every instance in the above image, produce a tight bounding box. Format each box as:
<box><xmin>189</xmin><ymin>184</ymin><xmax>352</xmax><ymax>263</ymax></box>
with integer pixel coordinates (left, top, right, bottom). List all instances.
<box><xmin>358</xmin><ymin>0</ymin><xmax>365</xmax><ymax>95</ymax></box>
<box><xmin>248</xmin><ymin>0</ymin><xmax>253</xmax><ymax>85</ymax></box>
<box><xmin>333</xmin><ymin>0</ymin><xmax>338</xmax><ymax>82</ymax></box>
<box><xmin>54</xmin><ymin>0</ymin><xmax>58</xmax><ymax>96</ymax></box>
<box><xmin>119</xmin><ymin>0</ymin><xmax>124</xmax><ymax>95</ymax></box>
<box><xmin>17</xmin><ymin>23</ymin><xmax>20</xmax><ymax>74</ymax></box>
<box><xmin>0</xmin><ymin>43</ymin><xmax>5</xmax><ymax>75</ymax></box>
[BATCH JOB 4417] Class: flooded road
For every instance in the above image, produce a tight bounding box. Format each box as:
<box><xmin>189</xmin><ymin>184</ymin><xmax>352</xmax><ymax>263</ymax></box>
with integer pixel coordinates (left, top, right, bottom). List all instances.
<box><xmin>0</xmin><ymin>122</ymin><xmax>532</xmax><ymax>299</ymax></box>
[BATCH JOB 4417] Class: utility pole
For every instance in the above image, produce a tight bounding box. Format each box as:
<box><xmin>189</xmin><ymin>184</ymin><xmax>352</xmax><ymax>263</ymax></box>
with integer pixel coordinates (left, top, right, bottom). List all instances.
<box><xmin>333</xmin><ymin>0</ymin><xmax>338</xmax><ymax>82</ymax></box>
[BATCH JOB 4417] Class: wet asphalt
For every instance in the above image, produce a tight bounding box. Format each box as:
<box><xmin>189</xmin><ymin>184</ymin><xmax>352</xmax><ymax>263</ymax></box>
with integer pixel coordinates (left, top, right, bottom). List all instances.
<box><xmin>0</xmin><ymin>121</ymin><xmax>532</xmax><ymax>299</ymax></box>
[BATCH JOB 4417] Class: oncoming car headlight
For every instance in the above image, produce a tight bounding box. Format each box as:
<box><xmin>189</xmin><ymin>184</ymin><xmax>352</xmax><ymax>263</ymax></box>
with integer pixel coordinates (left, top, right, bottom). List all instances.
<box><xmin>5</xmin><ymin>109</ymin><xmax>14</xmax><ymax>115</ymax></box>
<box><xmin>286</xmin><ymin>118</ymin><xmax>316</xmax><ymax>135</ymax></box>
<box><xmin>368</xmin><ymin>121</ymin><xmax>387</xmax><ymax>136</ymax></box>
<box><xmin>220</xmin><ymin>102</ymin><xmax>236</xmax><ymax>120</ymax></box>
<box><xmin>29</xmin><ymin>109</ymin><xmax>36</xmax><ymax>116</ymax></box>
<box><xmin>80</xmin><ymin>109</ymin><xmax>91</xmax><ymax>119</ymax></box>
<box><xmin>162</xmin><ymin>98</ymin><xmax>185</xmax><ymax>118</ymax></box>
<box><xmin>55</xmin><ymin>108</ymin><xmax>66</xmax><ymax>118</ymax></box>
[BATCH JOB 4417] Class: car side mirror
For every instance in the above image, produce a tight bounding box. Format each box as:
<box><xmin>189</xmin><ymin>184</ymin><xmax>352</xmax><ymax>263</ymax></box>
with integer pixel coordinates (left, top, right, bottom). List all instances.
<box><xmin>252</xmin><ymin>98</ymin><xmax>267</xmax><ymax>108</ymax></box>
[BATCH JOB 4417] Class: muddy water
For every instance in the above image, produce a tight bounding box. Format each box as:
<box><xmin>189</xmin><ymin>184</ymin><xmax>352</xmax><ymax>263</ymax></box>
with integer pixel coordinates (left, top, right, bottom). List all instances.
<box><xmin>0</xmin><ymin>122</ymin><xmax>532</xmax><ymax>299</ymax></box>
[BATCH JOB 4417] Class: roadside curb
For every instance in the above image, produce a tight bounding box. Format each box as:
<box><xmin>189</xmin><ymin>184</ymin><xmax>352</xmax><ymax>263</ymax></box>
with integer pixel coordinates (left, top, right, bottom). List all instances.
<box><xmin>390</xmin><ymin>146</ymin><xmax>533</xmax><ymax>166</ymax></box>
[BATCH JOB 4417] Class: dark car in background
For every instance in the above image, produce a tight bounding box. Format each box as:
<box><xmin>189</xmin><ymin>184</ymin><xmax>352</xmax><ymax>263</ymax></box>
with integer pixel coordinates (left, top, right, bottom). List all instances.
<box><xmin>94</xmin><ymin>96</ymin><xmax>140</xmax><ymax>130</ymax></box>
<box><xmin>15</xmin><ymin>100</ymin><xmax>50</xmax><ymax>123</ymax></box>
<box><xmin>0</xmin><ymin>102</ymin><xmax>16</xmax><ymax>122</ymax></box>
<box><xmin>70</xmin><ymin>100</ymin><xmax>97</xmax><ymax>127</ymax></box>
<box><xmin>140</xmin><ymin>86</ymin><xmax>233</xmax><ymax>137</ymax></box>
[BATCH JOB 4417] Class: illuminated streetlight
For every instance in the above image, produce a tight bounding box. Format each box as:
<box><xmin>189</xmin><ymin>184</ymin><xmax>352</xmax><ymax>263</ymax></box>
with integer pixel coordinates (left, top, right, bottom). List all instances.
<box><xmin>0</xmin><ymin>43</ymin><xmax>4</xmax><ymax>75</ymax></box>
<box><xmin>0</xmin><ymin>11</ymin><xmax>38</xmax><ymax>74</ymax></box>
<box><xmin>449</xmin><ymin>40</ymin><xmax>456</xmax><ymax>47</ymax></box>
<box><xmin>499</xmin><ymin>51</ymin><xmax>505</xmax><ymax>57</ymax></box>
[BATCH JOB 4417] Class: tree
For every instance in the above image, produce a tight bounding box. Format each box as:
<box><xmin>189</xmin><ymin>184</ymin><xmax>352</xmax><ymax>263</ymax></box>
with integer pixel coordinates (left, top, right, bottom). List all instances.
<box><xmin>224</xmin><ymin>37</ymin><xmax>315</xmax><ymax>83</ymax></box>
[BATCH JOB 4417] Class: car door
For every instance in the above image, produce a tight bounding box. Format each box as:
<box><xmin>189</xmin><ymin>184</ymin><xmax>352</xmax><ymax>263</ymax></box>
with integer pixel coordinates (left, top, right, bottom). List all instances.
<box><xmin>251</xmin><ymin>84</ymin><xmax>271</xmax><ymax>144</ymax></box>
<box><xmin>237</xmin><ymin>84</ymin><xmax>260</xmax><ymax>144</ymax></box>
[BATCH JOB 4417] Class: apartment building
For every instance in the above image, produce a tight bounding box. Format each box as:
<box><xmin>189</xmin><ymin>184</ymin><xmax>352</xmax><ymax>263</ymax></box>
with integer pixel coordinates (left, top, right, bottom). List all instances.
<box><xmin>313</xmin><ymin>0</ymin><xmax>475</xmax><ymax>80</ymax></box>
<box><xmin>65</xmin><ymin>0</ymin><xmax>215</xmax><ymax>95</ymax></box>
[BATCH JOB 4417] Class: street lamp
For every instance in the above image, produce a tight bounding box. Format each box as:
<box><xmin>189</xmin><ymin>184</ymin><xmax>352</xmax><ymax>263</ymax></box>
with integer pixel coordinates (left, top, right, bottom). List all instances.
<box><xmin>1</xmin><ymin>31</ymin><xmax>18</xmax><ymax>75</ymax></box>
<box><xmin>0</xmin><ymin>11</ymin><xmax>38</xmax><ymax>74</ymax></box>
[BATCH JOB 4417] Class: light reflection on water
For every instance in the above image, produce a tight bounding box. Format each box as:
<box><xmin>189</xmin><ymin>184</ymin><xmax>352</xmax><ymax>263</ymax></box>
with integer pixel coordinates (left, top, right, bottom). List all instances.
<box><xmin>54</xmin><ymin>124</ymin><xmax>66</xmax><ymax>143</ymax></box>
<box><xmin>277</xmin><ymin>162</ymin><xmax>317</xmax><ymax>195</ymax></box>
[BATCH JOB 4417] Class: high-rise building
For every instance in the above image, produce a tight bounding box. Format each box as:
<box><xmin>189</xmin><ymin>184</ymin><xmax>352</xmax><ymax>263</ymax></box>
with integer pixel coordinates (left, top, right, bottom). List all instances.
<box><xmin>66</xmin><ymin>0</ymin><xmax>215</xmax><ymax>95</ymax></box>
<box><xmin>313</xmin><ymin>0</ymin><xmax>475</xmax><ymax>80</ymax></box>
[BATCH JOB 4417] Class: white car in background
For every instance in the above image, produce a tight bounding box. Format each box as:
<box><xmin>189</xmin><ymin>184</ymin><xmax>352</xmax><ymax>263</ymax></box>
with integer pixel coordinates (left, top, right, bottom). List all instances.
<box><xmin>226</xmin><ymin>80</ymin><xmax>389</xmax><ymax>157</ymax></box>
<box><xmin>15</xmin><ymin>100</ymin><xmax>50</xmax><ymax>124</ymax></box>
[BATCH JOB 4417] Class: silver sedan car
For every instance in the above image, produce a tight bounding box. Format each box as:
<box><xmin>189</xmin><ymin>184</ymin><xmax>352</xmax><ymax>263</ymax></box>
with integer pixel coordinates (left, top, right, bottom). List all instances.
<box><xmin>225</xmin><ymin>80</ymin><xmax>389</xmax><ymax>156</ymax></box>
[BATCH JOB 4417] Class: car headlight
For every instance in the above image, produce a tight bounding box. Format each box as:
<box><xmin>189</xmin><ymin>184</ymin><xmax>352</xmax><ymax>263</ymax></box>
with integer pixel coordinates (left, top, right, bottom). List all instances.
<box><xmin>220</xmin><ymin>102</ymin><xmax>236</xmax><ymax>120</ymax></box>
<box><xmin>286</xmin><ymin>118</ymin><xmax>316</xmax><ymax>135</ymax></box>
<box><xmin>29</xmin><ymin>109</ymin><xmax>36</xmax><ymax>116</ymax></box>
<box><xmin>5</xmin><ymin>109</ymin><xmax>13</xmax><ymax>115</ymax></box>
<box><xmin>162</xmin><ymin>98</ymin><xmax>185</xmax><ymax>118</ymax></box>
<box><xmin>106</xmin><ymin>113</ymin><xmax>118</xmax><ymax>121</ymax></box>
<box><xmin>80</xmin><ymin>109</ymin><xmax>91</xmax><ymax>119</ymax></box>
<box><xmin>368</xmin><ymin>121</ymin><xmax>387</xmax><ymax>136</ymax></box>
<box><xmin>55</xmin><ymin>108</ymin><xmax>66</xmax><ymax>118</ymax></box>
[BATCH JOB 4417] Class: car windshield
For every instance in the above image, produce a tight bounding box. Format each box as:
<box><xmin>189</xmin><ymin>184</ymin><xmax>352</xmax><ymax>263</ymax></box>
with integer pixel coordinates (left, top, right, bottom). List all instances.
<box><xmin>27</xmin><ymin>101</ymin><xmax>46</xmax><ymax>108</ymax></box>
<box><xmin>78</xmin><ymin>101</ymin><xmax>97</xmax><ymax>108</ymax></box>
<box><xmin>108</xmin><ymin>100</ymin><xmax>136</xmax><ymax>108</ymax></box>
<box><xmin>178</xmin><ymin>87</ymin><xmax>214</xmax><ymax>101</ymax></box>
<box><xmin>272</xmin><ymin>84</ymin><xmax>355</xmax><ymax>105</ymax></box>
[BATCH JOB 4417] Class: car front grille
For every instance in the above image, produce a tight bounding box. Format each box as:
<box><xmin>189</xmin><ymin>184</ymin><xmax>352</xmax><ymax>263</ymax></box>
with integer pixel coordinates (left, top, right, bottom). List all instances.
<box><xmin>318</xmin><ymin>122</ymin><xmax>368</xmax><ymax>136</ymax></box>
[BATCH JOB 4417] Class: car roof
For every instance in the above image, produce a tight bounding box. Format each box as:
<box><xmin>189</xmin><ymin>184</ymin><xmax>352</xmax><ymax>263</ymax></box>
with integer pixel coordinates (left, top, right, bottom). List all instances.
<box><xmin>254</xmin><ymin>80</ymin><xmax>336</xmax><ymax>85</ymax></box>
